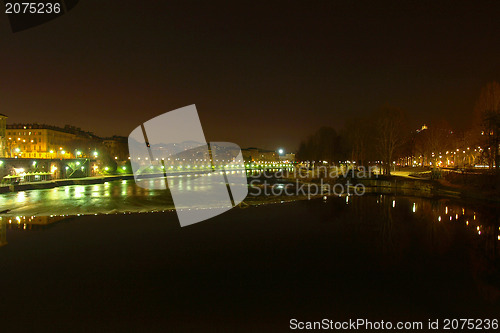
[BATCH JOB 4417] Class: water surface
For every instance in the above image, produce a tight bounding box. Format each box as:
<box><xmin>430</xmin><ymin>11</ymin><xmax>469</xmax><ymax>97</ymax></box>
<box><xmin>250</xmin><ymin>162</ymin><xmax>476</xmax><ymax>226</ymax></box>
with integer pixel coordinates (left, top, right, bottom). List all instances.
<box><xmin>0</xmin><ymin>194</ymin><xmax>499</xmax><ymax>331</ymax></box>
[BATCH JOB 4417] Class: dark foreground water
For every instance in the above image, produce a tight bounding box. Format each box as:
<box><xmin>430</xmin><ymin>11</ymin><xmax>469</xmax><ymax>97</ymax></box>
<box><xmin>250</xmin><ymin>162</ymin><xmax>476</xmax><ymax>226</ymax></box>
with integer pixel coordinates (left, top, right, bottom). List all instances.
<box><xmin>0</xmin><ymin>194</ymin><xmax>499</xmax><ymax>332</ymax></box>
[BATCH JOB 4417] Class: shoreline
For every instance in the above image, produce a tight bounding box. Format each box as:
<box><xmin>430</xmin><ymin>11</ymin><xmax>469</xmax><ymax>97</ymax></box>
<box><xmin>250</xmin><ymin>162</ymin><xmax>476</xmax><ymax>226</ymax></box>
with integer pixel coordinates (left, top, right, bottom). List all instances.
<box><xmin>0</xmin><ymin>174</ymin><xmax>136</xmax><ymax>194</ymax></box>
<box><xmin>0</xmin><ymin>172</ymin><xmax>498</xmax><ymax>218</ymax></box>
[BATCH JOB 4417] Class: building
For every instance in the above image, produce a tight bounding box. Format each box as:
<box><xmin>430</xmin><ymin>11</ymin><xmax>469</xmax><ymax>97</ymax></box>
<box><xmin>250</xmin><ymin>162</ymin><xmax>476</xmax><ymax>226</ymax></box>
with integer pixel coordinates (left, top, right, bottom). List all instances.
<box><xmin>241</xmin><ymin>147</ymin><xmax>279</xmax><ymax>162</ymax></box>
<box><xmin>5</xmin><ymin>124</ymin><xmax>101</xmax><ymax>159</ymax></box>
<box><xmin>0</xmin><ymin>114</ymin><xmax>7</xmax><ymax>158</ymax></box>
<box><xmin>281</xmin><ymin>153</ymin><xmax>295</xmax><ymax>161</ymax></box>
<box><xmin>102</xmin><ymin>136</ymin><xmax>129</xmax><ymax>161</ymax></box>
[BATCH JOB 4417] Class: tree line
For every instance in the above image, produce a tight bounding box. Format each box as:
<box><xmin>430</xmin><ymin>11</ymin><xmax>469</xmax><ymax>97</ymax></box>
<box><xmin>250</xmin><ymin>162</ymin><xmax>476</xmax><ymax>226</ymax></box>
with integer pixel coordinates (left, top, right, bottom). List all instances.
<box><xmin>297</xmin><ymin>81</ymin><xmax>500</xmax><ymax>175</ymax></box>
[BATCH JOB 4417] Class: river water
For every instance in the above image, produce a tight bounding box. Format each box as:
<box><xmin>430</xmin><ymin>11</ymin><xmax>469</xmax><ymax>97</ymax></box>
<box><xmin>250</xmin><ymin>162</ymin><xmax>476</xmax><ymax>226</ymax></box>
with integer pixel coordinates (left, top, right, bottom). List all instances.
<box><xmin>0</xmin><ymin>178</ymin><xmax>499</xmax><ymax>331</ymax></box>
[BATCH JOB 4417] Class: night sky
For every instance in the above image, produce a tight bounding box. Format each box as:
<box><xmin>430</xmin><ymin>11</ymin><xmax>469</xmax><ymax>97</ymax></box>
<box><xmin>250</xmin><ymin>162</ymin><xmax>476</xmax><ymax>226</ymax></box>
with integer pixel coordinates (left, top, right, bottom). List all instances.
<box><xmin>1</xmin><ymin>1</ymin><xmax>499</xmax><ymax>151</ymax></box>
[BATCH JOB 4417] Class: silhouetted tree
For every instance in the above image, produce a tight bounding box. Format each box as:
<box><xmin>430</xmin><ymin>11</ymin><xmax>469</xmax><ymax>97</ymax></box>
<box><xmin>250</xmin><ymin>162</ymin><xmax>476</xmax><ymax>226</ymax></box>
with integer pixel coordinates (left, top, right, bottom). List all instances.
<box><xmin>342</xmin><ymin>116</ymin><xmax>375</xmax><ymax>167</ymax></box>
<box><xmin>415</xmin><ymin>120</ymin><xmax>454</xmax><ymax>167</ymax></box>
<box><xmin>375</xmin><ymin>106</ymin><xmax>408</xmax><ymax>175</ymax></box>
<box><xmin>296</xmin><ymin>127</ymin><xmax>343</xmax><ymax>163</ymax></box>
<box><xmin>474</xmin><ymin>81</ymin><xmax>500</xmax><ymax>169</ymax></box>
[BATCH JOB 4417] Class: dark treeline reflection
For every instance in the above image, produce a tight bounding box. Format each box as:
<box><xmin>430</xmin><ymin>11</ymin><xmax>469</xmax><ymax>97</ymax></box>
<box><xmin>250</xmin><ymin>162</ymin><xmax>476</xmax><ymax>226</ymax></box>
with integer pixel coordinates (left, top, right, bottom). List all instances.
<box><xmin>0</xmin><ymin>194</ymin><xmax>499</xmax><ymax>330</ymax></box>
<box><xmin>339</xmin><ymin>194</ymin><xmax>500</xmax><ymax>302</ymax></box>
<box><xmin>2</xmin><ymin>195</ymin><xmax>499</xmax><ymax>263</ymax></box>
<box><xmin>1</xmin><ymin>195</ymin><xmax>499</xmax><ymax>303</ymax></box>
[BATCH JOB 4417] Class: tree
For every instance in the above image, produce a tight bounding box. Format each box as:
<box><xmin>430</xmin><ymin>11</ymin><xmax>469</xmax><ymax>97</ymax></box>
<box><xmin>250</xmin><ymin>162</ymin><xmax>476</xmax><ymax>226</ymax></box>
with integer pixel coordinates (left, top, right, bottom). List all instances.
<box><xmin>375</xmin><ymin>106</ymin><xmax>408</xmax><ymax>175</ymax></box>
<box><xmin>296</xmin><ymin>127</ymin><xmax>343</xmax><ymax>163</ymax></box>
<box><xmin>414</xmin><ymin>120</ymin><xmax>454</xmax><ymax>167</ymax></box>
<box><xmin>343</xmin><ymin>117</ymin><xmax>373</xmax><ymax>167</ymax></box>
<box><xmin>474</xmin><ymin>81</ymin><xmax>500</xmax><ymax>169</ymax></box>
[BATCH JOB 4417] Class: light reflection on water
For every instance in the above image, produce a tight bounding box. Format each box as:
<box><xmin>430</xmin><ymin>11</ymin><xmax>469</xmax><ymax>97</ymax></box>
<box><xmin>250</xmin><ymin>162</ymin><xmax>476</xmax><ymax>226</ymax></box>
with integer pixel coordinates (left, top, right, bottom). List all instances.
<box><xmin>1</xmin><ymin>192</ymin><xmax>499</xmax><ymax>304</ymax></box>
<box><xmin>0</xmin><ymin>178</ymin><xmax>177</xmax><ymax>216</ymax></box>
<box><xmin>1</xmin><ymin>194</ymin><xmax>499</xmax><ymax>252</ymax></box>
<box><xmin>0</xmin><ymin>175</ymin><xmax>249</xmax><ymax>216</ymax></box>
<box><xmin>16</xmin><ymin>192</ymin><xmax>26</xmax><ymax>203</ymax></box>
<box><xmin>0</xmin><ymin>215</ymin><xmax>69</xmax><ymax>247</ymax></box>
<box><xmin>0</xmin><ymin>177</ymin><xmax>499</xmax><ymax>262</ymax></box>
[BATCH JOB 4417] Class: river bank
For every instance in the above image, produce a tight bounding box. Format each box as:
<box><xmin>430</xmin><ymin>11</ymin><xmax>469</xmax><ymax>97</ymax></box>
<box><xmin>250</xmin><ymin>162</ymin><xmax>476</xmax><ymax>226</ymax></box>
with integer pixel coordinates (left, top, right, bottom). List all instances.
<box><xmin>348</xmin><ymin>174</ymin><xmax>500</xmax><ymax>203</ymax></box>
<box><xmin>283</xmin><ymin>169</ymin><xmax>500</xmax><ymax>203</ymax></box>
<box><xmin>0</xmin><ymin>174</ymin><xmax>136</xmax><ymax>194</ymax></box>
<box><xmin>1</xmin><ymin>170</ymin><xmax>499</xmax><ymax>218</ymax></box>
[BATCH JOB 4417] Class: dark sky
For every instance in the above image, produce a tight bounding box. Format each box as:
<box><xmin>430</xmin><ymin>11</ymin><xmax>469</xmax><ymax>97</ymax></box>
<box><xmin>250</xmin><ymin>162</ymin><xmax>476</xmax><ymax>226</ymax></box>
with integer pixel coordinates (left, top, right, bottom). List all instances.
<box><xmin>1</xmin><ymin>1</ymin><xmax>499</xmax><ymax>151</ymax></box>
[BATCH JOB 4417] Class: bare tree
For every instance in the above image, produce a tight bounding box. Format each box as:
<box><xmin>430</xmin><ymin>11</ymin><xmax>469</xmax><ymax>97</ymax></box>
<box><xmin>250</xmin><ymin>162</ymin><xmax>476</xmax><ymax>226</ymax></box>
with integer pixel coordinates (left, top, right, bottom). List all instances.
<box><xmin>343</xmin><ymin>117</ymin><xmax>374</xmax><ymax>167</ymax></box>
<box><xmin>474</xmin><ymin>81</ymin><xmax>500</xmax><ymax>169</ymax></box>
<box><xmin>375</xmin><ymin>106</ymin><xmax>407</xmax><ymax>175</ymax></box>
<box><xmin>415</xmin><ymin>120</ymin><xmax>454</xmax><ymax>167</ymax></box>
<box><xmin>296</xmin><ymin>127</ymin><xmax>342</xmax><ymax>163</ymax></box>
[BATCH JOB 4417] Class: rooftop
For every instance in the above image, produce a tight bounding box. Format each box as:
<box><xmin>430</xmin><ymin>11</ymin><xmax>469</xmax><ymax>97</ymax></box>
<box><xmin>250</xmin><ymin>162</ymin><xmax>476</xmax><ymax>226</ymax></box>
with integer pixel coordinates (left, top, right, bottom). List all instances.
<box><xmin>6</xmin><ymin>123</ymin><xmax>101</xmax><ymax>140</ymax></box>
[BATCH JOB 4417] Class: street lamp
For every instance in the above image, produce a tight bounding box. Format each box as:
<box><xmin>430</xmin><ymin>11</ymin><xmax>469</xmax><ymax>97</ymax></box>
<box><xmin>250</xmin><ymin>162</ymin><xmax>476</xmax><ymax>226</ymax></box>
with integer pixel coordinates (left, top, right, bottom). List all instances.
<box><xmin>278</xmin><ymin>148</ymin><xmax>284</xmax><ymax>155</ymax></box>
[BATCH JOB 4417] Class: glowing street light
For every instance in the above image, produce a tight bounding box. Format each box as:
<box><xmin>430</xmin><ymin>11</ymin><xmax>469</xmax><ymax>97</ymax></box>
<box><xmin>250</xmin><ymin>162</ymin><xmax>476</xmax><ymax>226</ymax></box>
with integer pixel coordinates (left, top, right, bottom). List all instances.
<box><xmin>278</xmin><ymin>148</ymin><xmax>284</xmax><ymax>155</ymax></box>
<box><xmin>14</xmin><ymin>167</ymin><xmax>25</xmax><ymax>174</ymax></box>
